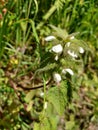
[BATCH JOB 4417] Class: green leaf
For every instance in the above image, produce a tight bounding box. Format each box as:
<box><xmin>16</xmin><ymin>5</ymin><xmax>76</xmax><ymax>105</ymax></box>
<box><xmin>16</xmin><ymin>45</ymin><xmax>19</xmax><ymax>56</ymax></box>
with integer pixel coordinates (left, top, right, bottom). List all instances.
<box><xmin>34</xmin><ymin>123</ymin><xmax>40</xmax><ymax>130</ymax></box>
<box><xmin>50</xmin><ymin>25</ymin><xmax>68</xmax><ymax>40</ymax></box>
<box><xmin>34</xmin><ymin>116</ymin><xmax>58</xmax><ymax>130</ymax></box>
<box><xmin>55</xmin><ymin>0</ymin><xmax>66</xmax><ymax>10</ymax></box>
<box><xmin>34</xmin><ymin>118</ymin><xmax>51</xmax><ymax>130</ymax></box>
<box><xmin>35</xmin><ymin>63</ymin><xmax>57</xmax><ymax>75</ymax></box>
<box><xmin>40</xmin><ymin>52</ymin><xmax>54</xmax><ymax>68</ymax></box>
<box><xmin>20</xmin><ymin>21</ymin><xmax>27</xmax><ymax>32</ymax></box>
<box><xmin>47</xmin><ymin>81</ymin><xmax>67</xmax><ymax>115</ymax></box>
<box><xmin>29</xmin><ymin>20</ymin><xmax>39</xmax><ymax>43</ymax></box>
<box><xmin>24</xmin><ymin>90</ymin><xmax>35</xmax><ymax>103</ymax></box>
<box><xmin>66</xmin><ymin>121</ymin><xmax>75</xmax><ymax>130</ymax></box>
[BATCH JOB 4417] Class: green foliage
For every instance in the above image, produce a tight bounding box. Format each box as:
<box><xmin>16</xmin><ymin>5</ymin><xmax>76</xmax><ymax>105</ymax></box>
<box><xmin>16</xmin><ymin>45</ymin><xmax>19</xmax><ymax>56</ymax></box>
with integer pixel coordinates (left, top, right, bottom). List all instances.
<box><xmin>0</xmin><ymin>0</ymin><xmax>98</xmax><ymax>130</ymax></box>
<box><xmin>34</xmin><ymin>116</ymin><xmax>58</xmax><ymax>130</ymax></box>
<box><xmin>47</xmin><ymin>81</ymin><xmax>67</xmax><ymax>115</ymax></box>
<box><xmin>55</xmin><ymin>0</ymin><xmax>66</xmax><ymax>10</ymax></box>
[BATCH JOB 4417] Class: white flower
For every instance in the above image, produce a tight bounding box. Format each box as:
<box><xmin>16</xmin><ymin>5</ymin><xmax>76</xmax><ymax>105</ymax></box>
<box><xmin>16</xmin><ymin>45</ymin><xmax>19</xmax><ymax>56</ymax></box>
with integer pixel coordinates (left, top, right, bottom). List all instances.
<box><xmin>45</xmin><ymin>36</ymin><xmax>56</xmax><ymax>41</ymax></box>
<box><xmin>66</xmin><ymin>42</ymin><xmax>71</xmax><ymax>47</ymax></box>
<box><xmin>70</xmin><ymin>36</ymin><xmax>75</xmax><ymax>40</ymax></box>
<box><xmin>44</xmin><ymin>102</ymin><xmax>48</xmax><ymax>109</ymax></box>
<box><xmin>79</xmin><ymin>47</ymin><xmax>84</xmax><ymax>54</ymax></box>
<box><xmin>53</xmin><ymin>73</ymin><xmax>62</xmax><ymax>83</ymax></box>
<box><xmin>67</xmin><ymin>50</ymin><xmax>78</xmax><ymax>58</ymax></box>
<box><xmin>62</xmin><ymin>68</ymin><xmax>74</xmax><ymax>75</ymax></box>
<box><xmin>51</xmin><ymin>44</ymin><xmax>63</xmax><ymax>54</ymax></box>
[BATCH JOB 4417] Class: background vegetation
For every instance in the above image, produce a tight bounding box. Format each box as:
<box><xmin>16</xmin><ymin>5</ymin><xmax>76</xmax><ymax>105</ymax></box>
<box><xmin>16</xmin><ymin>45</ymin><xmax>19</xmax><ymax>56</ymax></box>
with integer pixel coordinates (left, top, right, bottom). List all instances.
<box><xmin>0</xmin><ymin>0</ymin><xmax>98</xmax><ymax>130</ymax></box>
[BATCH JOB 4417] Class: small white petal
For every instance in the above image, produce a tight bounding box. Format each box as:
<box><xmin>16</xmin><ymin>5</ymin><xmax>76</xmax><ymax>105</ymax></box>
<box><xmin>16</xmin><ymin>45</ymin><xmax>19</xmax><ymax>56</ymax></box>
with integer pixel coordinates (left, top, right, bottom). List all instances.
<box><xmin>79</xmin><ymin>47</ymin><xmax>84</xmax><ymax>54</ymax></box>
<box><xmin>40</xmin><ymin>92</ymin><xmax>44</xmax><ymax>97</ymax></box>
<box><xmin>54</xmin><ymin>55</ymin><xmax>59</xmax><ymax>61</ymax></box>
<box><xmin>45</xmin><ymin>36</ymin><xmax>56</xmax><ymax>41</ymax></box>
<box><xmin>53</xmin><ymin>73</ymin><xmax>62</xmax><ymax>83</ymax></box>
<box><xmin>66</xmin><ymin>42</ymin><xmax>71</xmax><ymax>47</ymax></box>
<box><xmin>44</xmin><ymin>102</ymin><xmax>48</xmax><ymax>109</ymax></box>
<box><xmin>62</xmin><ymin>68</ymin><xmax>74</xmax><ymax>75</ymax></box>
<box><xmin>51</xmin><ymin>44</ymin><xmax>63</xmax><ymax>54</ymax></box>
<box><xmin>70</xmin><ymin>36</ymin><xmax>75</xmax><ymax>40</ymax></box>
<box><xmin>67</xmin><ymin>50</ymin><xmax>78</xmax><ymax>58</ymax></box>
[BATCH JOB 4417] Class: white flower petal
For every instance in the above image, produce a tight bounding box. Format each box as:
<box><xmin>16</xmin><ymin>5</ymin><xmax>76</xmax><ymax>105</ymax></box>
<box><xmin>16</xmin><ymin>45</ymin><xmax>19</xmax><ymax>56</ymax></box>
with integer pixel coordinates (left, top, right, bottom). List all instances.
<box><xmin>70</xmin><ymin>36</ymin><xmax>75</xmax><ymax>40</ymax></box>
<box><xmin>53</xmin><ymin>73</ymin><xmax>62</xmax><ymax>83</ymax></box>
<box><xmin>54</xmin><ymin>55</ymin><xmax>59</xmax><ymax>61</ymax></box>
<box><xmin>45</xmin><ymin>36</ymin><xmax>56</xmax><ymax>41</ymax></box>
<box><xmin>67</xmin><ymin>50</ymin><xmax>78</xmax><ymax>58</ymax></box>
<box><xmin>51</xmin><ymin>44</ymin><xmax>63</xmax><ymax>54</ymax></box>
<box><xmin>79</xmin><ymin>47</ymin><xmax>84</xmax><ymax>54</ymax></box>
<box><xmin>62</xmin><ymin>68</ymin><xmax>74</xmax><ymax>75</ymax></box>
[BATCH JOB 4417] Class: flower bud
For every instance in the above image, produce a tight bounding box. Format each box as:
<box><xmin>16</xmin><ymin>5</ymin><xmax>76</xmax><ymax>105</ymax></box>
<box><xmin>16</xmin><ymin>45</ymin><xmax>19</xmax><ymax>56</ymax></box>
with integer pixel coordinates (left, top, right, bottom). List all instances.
<box><xmin>2</xmin><ymin>8</ymin><xmax>7</xmax><ymax>15</ymax></box>
<box><xmin>62</xmin><ymin>68</ymin><xmax>74</xmax><ymax>75</ymax></box>
<box><xmin>70</xmin><ymin>36</ymin><xmax>75</xmax><ymax>40</ymax></box>
<box><xmin>0</xmin><ymin>14</ymin><xmax>3</xmax><ymax>20</ymax></box>
<box><xmin>53</xmin><ymin>73</ymin><xmax>62</xmax><ymax>83</ymax></box>
<box><xmin>45</xmin><ymin>36</ymin><xmax>56</xmax><ymax>41</ymax></box>
<box><xmin>79</xmin><ymin>47</ymin><xmax>84</xmax><ymax>54</ymax></box>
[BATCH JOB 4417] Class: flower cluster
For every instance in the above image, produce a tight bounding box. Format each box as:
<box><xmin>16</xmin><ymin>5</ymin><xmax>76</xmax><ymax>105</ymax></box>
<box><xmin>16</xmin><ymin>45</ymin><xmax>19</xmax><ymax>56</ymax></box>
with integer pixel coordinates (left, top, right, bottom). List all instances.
<box><xmin>45</xmin><ymin>36</ymin><xmax>63</xmax><ymax>61</ymax></box>
<box><xmin>66</xmin><ymin>36</ymin><xmax>85</xmax><ymax>58</ymax></box>
<box><xmin>45</xmin><ymin>35</ymin><xmax>85</xmax><ymax>83</ymax></box>
<box><xmin>53</xmin><ymin>68</ymin><xmax>74</xmax><ymax>83</ymax></box>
